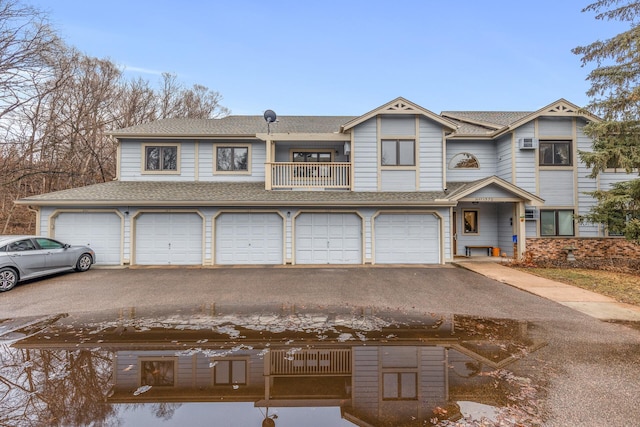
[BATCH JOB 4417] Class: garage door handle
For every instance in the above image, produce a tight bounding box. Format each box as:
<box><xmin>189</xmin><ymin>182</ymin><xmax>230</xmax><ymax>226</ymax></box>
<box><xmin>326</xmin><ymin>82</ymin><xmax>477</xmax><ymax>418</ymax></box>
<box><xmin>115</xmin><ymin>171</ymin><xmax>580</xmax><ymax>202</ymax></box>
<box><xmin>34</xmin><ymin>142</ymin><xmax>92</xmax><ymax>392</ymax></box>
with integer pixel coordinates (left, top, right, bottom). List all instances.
<box><xmin>168</xmin><ymin>243</ymin><xmax>171</xmax><ymax>249</ymax></box>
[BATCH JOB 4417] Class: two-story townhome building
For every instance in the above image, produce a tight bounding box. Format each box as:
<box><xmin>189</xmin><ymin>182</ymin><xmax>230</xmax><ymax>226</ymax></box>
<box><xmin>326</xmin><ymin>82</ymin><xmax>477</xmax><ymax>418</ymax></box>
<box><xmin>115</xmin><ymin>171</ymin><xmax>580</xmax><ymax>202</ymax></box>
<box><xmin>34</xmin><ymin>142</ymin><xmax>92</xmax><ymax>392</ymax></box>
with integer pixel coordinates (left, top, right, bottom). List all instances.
<box><xmin>16</xmin><ymin>97</ymin><xmax>637</xmax><ymax>266</ymax></box>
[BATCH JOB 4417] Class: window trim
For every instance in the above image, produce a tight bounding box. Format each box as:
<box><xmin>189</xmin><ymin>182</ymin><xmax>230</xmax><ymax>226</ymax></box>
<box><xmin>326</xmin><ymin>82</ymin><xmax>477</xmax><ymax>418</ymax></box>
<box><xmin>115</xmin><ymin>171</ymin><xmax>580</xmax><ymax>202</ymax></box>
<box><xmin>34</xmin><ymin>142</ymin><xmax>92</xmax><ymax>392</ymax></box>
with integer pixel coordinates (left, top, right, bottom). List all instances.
<box><xmin>290</xmin><ymin>148</ymin><xmax>334</xmax><ymax>163</ymax></box>
<box><xmin>141</xmin><ymin>143</ymin><xmax>181</xmax><ymax>175</ymax></box>
<box><xmin>211</xmin><ymin>358</ymin><xmax>248</xmax><ymax>386</ymax></box>
<box><xmin>139</xmin><ymin>358</ymin><xmax>177</xmax><ymax>387</ymax></box>
<box><xmin>382</xmin><ymin>371</ymin><xmax>418</xmax><ymax>401</ymax></box>
<box><xmin>213</xmin><ymin>143</ymin><xmax>252</xmax><ymax>175</ymax></box>
<box><xmin>462</xmin><ymin>209</ymin><xmax>479</xmax><ymax>235</ymax></box>
<box><xmin>539</xmin><ymin>140</ymin><xmax>572</xmax><ymax>167</ymax></box>
<box><xmin>381</xmin><ymin>138</ymin><xmax>416</xmax><ymax>167</ymax></box>
<box><xmin>449</xmin><ymin>152</ymin><xmax>480</xmax><ymax>169</ymax></box>
<box><xmin>540</xmin><ymin>209</ymin><xmax>575</xmax><ymax>237</ymax></box>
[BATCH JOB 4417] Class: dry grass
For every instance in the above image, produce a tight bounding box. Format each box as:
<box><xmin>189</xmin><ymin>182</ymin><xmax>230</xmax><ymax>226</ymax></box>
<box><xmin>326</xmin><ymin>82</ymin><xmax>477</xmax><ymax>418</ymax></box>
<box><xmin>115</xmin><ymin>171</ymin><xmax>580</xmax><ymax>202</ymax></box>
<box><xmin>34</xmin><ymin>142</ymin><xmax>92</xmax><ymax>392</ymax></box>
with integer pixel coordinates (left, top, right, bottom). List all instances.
<box><xmin>513</xmin><ymin>267</ymin><xmax>640</xmax><ymax>306</ymax></box>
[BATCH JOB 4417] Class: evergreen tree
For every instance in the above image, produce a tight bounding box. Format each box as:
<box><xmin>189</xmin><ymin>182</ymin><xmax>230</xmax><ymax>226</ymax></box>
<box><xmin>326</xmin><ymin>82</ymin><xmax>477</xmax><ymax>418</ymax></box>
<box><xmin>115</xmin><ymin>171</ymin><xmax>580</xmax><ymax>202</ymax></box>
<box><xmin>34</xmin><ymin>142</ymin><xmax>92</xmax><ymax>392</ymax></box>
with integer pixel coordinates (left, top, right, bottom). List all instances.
<box><xmin>573</xmin><ymin>0</ymin><xmax>640</xmax><ymax>242</ymax></box>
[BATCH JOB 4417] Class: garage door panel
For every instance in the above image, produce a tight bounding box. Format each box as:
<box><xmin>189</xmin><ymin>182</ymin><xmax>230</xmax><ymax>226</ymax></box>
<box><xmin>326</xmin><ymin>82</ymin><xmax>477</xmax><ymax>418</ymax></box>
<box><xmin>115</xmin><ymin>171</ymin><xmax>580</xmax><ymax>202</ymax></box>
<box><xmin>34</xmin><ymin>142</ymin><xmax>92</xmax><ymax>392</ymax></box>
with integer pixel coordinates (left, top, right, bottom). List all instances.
<box><xmin>295</xmin><ymin>213</ymin><xmax>361</xmax><ymax>264</ymax></box>
<box><xmin>375</xmin><ymin>214</ymin><xmax>440</xmax><ymax>264</ymax></box>
<box><xmin>136</xmin><ymin>213</ymin><xmax>202</xmax><ymax>265</ymax></box>
<box><xmin>54</xmin><ymin>213</ymin><xmax>121</xmax><ymax>265</ymax></box>
<box><xmin>215</xmin><ymin>213</ymin><xmax>283</xmax><ymax>265</ymax></box>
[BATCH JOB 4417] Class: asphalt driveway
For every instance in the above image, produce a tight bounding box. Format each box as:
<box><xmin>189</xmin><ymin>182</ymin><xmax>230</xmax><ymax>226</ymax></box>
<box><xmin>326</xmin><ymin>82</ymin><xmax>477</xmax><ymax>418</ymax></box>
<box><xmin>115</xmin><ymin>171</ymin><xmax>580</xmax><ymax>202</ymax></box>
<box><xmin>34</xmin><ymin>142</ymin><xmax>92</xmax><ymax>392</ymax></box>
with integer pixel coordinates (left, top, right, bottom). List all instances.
<box><xmin>1</xmin><ymin>265</ymin><xmax>579</xmax><ymax>320</ymax></box>
<box><xmin>2</xmin><ymin>265</ymin><xmax>640</xmax><ymax>426</ymax></box>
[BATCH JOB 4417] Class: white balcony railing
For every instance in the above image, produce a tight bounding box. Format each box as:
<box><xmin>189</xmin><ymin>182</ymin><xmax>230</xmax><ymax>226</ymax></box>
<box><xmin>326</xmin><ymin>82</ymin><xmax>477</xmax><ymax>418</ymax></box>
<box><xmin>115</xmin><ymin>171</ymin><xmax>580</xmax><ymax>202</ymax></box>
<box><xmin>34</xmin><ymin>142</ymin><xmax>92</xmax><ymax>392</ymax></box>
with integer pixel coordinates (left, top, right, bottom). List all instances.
<box><xmin>270</xmin><ymin>349</ymin><xmax>351</xmax><ymax>375</ymax></box>
<box><xmin>268</xmin><ymin>162</ymin><xmax>351</xmax><ymax>190</ymax></box>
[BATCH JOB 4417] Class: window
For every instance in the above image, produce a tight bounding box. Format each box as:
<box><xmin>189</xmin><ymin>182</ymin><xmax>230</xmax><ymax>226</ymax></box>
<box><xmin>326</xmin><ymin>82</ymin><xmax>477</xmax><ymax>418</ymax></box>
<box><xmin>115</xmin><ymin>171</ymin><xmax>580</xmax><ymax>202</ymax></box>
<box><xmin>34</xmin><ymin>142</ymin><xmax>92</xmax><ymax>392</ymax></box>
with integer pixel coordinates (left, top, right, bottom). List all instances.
<box><xmin>140</xmin><ymin>360</ymin><xmax>176</xmax><ymax>387</ymax></box>
<box><xmin>383</xmin><ymin>372</ymin><xmax>417</xmax><ymax>400</ymax></box>
<box><xmin>381</xmin><ymin>139</ymin><xmax>415</xmax><ymax>166</ymax></box>
<box><xmin>7</xmin><ymin>239</ymin><xmax>36</xmax><ymax>251</ymax></box>
<box><xmin>145</xmin><ymin>145</ymin><xmax>178</xmax><ymax>171</ymax></box>
<box><xmin>540</xmin><ymin>210</ymin><xmax>574</xmax><ymax>236</ymax></box>
<box><xmin>449</xmin><ymin>152</ymin><xmax>479</xmax><ymax>169</ymax></box>
<box><xmin>292</xmin><ymin>151</ymin><xmax>332</xmax><ymax>163</ymax></box>
<box><xmin>34</xmin><ymin>238</ymin><xmax>63</xmax><ymax>249</ymax></box>
<box><xmin>215</xmin><ymin>146</ymin><xmax>249</xmax><ymax>172</ymax></box>
<box><xmin>539</xmin><ymin>141</ymin><xmax>571</xmax><ymax>166</ymax></box>
<box><xmin>213</xmin><ymin>360</ymin><xmax>247</xmax><ymax>385</ymax></box>
<box><xmin>463</xmin><ymin>210</ymin><xmax>479</xmax><ymax>234</ymax></box>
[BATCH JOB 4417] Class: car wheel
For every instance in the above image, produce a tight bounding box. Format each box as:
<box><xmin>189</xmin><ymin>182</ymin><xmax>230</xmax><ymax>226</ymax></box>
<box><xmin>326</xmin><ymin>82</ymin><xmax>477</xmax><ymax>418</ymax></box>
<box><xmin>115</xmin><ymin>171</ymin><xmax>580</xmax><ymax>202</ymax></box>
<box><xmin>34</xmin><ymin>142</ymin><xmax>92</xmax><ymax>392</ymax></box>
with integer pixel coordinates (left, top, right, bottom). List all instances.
<box><xmin>0</xmin><ymin>267</ymin><xmax>18</xmax><ymax>292</ymax></box>
<box><xmin>75</xmin><ymin>253</ymin><xmax>93</xmax><ymax>272</ymax></box>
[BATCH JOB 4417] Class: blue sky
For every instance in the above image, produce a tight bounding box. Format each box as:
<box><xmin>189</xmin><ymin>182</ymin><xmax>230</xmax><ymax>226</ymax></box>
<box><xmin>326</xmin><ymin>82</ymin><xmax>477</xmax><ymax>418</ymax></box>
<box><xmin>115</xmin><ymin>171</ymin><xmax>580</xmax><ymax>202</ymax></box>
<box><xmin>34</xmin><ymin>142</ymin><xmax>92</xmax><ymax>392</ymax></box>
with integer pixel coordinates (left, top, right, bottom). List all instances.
<box><xmin>27</xmin><ymin>0</ymin><xmax>627</xmax><ymax>116</ymax></box>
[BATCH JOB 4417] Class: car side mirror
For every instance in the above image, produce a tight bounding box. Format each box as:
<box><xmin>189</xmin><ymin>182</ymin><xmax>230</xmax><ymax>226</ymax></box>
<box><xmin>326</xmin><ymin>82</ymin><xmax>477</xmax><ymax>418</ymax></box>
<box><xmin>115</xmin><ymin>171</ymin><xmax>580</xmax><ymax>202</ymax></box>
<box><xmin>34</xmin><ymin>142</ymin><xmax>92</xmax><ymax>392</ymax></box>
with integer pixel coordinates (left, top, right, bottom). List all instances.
<box><xmin>63</xmin><ymin>244</ymin><xmax>71</xmax><ymax>249</ymax></box>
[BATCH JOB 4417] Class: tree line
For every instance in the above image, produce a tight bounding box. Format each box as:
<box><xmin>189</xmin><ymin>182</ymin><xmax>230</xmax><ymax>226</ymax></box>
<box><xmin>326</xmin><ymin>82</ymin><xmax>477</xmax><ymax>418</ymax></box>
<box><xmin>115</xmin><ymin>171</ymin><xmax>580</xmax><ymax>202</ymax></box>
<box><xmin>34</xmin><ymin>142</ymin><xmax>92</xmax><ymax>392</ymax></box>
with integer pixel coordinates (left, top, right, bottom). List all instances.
<box><xmin>0</xmin><ymin>0</ymin><xmax>229</xmax><ymax>233</ymax></box>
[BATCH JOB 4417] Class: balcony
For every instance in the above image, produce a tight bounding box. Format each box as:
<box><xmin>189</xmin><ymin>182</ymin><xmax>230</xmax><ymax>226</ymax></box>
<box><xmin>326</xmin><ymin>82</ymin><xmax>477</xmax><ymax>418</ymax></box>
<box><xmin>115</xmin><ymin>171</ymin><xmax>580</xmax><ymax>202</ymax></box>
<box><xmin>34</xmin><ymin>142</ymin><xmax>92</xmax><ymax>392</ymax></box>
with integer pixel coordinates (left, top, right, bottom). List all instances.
<box><xmin>267</xmin><ymin>162</ymin><xmax>351</xmax><ymax>190</ymax></box>
<box><xmin>270</xmin><ymin>349</ymin><xmax>351</xmax><ymax>375</ymax></box>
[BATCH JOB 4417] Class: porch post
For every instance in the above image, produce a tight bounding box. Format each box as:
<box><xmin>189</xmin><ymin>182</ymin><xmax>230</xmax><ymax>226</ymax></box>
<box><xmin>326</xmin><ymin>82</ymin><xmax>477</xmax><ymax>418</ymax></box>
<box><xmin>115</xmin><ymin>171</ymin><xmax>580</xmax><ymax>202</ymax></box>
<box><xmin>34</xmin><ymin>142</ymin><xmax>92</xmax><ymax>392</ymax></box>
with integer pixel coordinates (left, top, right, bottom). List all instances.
<box><xmin>265</xmin><ymin>138</ymin><xmax>272</xmax><ymax>190</ymax></box>
<box><xmin>516</xmin><ymin>201</ymin><xmax>527</xmax><ymax>259</ymax></box>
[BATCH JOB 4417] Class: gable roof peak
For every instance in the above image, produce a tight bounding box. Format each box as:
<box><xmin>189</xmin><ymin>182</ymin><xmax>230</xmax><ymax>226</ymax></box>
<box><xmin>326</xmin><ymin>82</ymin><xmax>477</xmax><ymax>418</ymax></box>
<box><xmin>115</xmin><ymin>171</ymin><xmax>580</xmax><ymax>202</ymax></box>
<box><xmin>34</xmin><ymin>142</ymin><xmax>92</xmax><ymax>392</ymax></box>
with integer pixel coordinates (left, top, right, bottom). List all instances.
<box><xmin>341</xmin><ymin>96</ymin><xmax>458</xmax><ymax>132</ymax></box>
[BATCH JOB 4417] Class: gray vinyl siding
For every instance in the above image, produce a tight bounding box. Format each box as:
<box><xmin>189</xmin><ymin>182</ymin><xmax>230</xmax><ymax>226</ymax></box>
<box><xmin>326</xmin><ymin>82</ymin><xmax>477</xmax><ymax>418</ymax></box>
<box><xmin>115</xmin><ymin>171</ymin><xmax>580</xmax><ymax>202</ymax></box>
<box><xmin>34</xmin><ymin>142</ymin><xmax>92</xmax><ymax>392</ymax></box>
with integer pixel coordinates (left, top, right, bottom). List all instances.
<box><xmin>513</xmin><ymin>122</ymin><xmax>536</xmax><ymax>193</ymax></box>
<box><xmin>576</xmin><ymin>120</ymin><xmax>599</xmax><ymax>236</ymax></box>
<box><xmin>538</xmin><ymin>117</ymin><xmax>573</xmax><ymax>136</ymax></box>
<box><xmin>446</xmin><ymin>140</ymin><xmax>496</xmax><ymax>182</ymax></box>
<box><xmin>539</xmin><ymin>170</ymin><xmax>574</xmax><ymax>205</ymax></box>
<box><xmin>353</xmin><ymin>118</ymin><xmax>378</xmax><ymax>191</ymax></box>
<box><xmin>119</xmin><ymin>140</ymin><xmax>264</xmax><ymax>182</ymax></box>
<box><xmin>119</xmin><ymin>140</ymin><xmax>196</xmax><ymax>181</ymax></box>
<box><xmin>380</xmin><ymin>170</ymin><xmax>416</xmax><ymax>191</ymax></box>
<box><xmin>420</xmin><ymin>346</ymin><xmax>447</xmax><ymax>404</ymax></box>
<box><xmin>496</xmin><ymin>134</ymin><xmax>513</xmax><ymax>182</ymax></box>
<box><xmin>380</xmin><ymin>114</ymin><xmax>415</xmax><ymax>135</ymax></box>
<box><xmin>113</xmin><ymin>350</ymin><xmax>263</xmax><ymax>391</ymax></box>
<box><xmin>455</xmin><ymin>203</ymin><xmax>498</xmax><ymax>255</ymax></box>
<box><xmin>199</xmin><ymin>140</ymin><xmax>265</xmax><ymax>182</ymax></box>
<box><xmin>419</xmin><ymin>117</ymin><xmax>444</xmax><ymax>191</ymax></box>
<box><xmin>352</xmin><ymin>346</ymin><xmax>379</xmax><ymax>414</ymax></box>
<box><xmin>469</xmin><ymin>184</ymin><xmax>521</xmax><ymax>199</ymax></box>
<box><xmin>497</xmin><ymin>203</ymin><xmax>515</xmax><ymax>257</ymax></box>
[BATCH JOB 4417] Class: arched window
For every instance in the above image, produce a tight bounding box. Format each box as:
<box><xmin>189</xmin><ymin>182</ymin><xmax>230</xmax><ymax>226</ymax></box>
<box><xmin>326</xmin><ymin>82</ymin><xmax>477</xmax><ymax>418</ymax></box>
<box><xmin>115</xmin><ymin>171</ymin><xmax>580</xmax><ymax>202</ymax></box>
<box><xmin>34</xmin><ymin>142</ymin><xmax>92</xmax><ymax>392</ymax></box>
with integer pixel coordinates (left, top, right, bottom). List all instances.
<box><xmin>449</xmin><ymin>152</ymin><xmax>479</xmax><ymax>169</ymax></box>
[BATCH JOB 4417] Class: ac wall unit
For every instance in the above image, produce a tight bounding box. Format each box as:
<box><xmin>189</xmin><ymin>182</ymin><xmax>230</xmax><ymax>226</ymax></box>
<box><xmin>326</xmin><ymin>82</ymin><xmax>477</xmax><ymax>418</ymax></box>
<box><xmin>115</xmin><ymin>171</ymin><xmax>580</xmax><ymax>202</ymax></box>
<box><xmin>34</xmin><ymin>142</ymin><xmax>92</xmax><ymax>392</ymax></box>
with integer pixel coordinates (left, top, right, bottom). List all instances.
<box><xmin>518</xmin><ymin>137</ymin><xmax>538</xmax><ymax>149</ymax></box>
<box><xmin>524</xmin><ymin>207</ymin><xmax>539</xmax><ymax>220</ymax></box>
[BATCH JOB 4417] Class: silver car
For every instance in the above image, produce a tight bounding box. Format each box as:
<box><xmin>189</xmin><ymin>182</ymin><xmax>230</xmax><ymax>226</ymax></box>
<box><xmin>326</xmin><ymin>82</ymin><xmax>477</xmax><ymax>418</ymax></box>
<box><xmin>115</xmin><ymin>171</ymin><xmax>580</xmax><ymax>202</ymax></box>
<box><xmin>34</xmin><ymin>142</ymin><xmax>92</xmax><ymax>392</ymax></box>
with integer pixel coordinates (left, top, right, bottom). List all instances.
<box><xmin>0</xmin><ymin>236</ymin><xmax>95</xmax><ymax>292</ymax></box>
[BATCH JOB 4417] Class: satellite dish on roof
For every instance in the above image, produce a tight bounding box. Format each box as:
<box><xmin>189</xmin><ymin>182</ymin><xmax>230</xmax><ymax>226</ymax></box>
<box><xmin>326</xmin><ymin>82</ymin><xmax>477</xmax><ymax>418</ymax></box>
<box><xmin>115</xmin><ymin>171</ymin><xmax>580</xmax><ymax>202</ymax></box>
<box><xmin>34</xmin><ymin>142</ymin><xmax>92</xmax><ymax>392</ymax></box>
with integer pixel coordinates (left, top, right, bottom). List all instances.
<box><xmin>264</xmin><ymin>109</ymin><xmax>277</xmax><ymax>134</ymax></box>
<box><xmin>264</xmin><ymin>110</ymin><xmax>277</xmax><ymax>123</ymax></box>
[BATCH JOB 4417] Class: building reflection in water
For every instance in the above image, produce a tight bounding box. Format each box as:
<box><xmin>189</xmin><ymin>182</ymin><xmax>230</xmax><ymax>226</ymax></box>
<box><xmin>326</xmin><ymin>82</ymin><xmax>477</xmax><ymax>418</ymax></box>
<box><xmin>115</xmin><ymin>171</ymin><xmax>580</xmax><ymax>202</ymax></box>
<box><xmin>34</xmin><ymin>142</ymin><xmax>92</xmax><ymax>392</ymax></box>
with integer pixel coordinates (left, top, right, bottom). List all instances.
<box><xmin>0</xmin><ymin>305</ymin><xmax>546</xmax><ymax>426</ymax></box>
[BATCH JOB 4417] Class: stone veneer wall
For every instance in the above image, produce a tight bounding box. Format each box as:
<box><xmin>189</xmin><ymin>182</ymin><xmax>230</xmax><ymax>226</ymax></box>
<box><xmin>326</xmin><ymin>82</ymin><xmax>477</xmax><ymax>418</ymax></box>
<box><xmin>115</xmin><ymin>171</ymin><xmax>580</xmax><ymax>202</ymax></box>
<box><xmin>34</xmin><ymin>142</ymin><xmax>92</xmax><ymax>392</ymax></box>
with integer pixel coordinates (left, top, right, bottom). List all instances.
<box><xmin>525</xmin><ymin>237</ymin><xmax>640</xmax><ymax>262</ymax></box>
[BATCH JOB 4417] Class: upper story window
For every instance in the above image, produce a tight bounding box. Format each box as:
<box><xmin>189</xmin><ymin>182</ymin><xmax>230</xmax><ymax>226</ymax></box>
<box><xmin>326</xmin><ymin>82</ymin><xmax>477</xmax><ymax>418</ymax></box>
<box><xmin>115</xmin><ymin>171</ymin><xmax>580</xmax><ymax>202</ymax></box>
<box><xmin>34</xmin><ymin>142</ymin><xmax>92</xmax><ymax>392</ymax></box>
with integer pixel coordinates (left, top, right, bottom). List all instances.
<box><xmin>140</xmin><ymin>359</ymin><xmax>176</xmax><ymax>387</ymax></box>
<box><xmin>540</xmin><ymin>209</ymin><xmax>574</xmax><ymax>236</ymax></box>
<box><xmin>293</xmin><ymin>151</ymin><xmax>332</xmax><ymax>162</ymax></box>
<box><xmin>449</xmin><ymin>152</ymin><xmax>479</xmax><ymax>169</ymax></box>
<box><xmin>381</xmin><ymin>139</ymin><xmax>415</xmax><ymax>166</ymax></box>
<box><xmin>383</xmin><ymin>372</ymin><xmax>417</xmax><ymax>400</ymax></box>
<box><xmin>143</xmin><ymin>144</ymin><xmax>179</xmax><ymax>173</ymax></box>
<box><xmin>539</xmin><ymin>141</ymin><xmax>571</xmax><ymax>166</ymax></box>
<box><xmin>215</xmin><ymin>144</ymin><xmax>250</xmax><ymax>174</ymax></box>
<box><xmin>213</xmin><ymin>359</ymin><xmax>247</xmax><ymax>386</ymax></box>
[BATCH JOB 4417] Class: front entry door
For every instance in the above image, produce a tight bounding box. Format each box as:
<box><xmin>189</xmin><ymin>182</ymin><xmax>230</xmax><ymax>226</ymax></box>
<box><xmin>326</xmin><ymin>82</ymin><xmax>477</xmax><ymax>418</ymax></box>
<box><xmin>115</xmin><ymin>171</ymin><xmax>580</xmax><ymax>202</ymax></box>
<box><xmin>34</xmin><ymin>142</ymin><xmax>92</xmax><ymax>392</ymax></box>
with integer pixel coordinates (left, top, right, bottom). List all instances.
<box><xmin>453</xmin><ymin>211</ymin><xmax>458</xmax><ymax>256</ymax></box>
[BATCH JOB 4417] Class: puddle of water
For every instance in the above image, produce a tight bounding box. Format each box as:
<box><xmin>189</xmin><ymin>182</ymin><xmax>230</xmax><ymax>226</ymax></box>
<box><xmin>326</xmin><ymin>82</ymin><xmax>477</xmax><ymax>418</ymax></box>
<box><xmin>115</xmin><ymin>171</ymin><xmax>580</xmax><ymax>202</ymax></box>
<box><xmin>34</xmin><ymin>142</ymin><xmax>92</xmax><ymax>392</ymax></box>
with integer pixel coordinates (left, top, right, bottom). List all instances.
<box><xmin>0</xmin><ymin>305</ymin><xmax>547</xmax><ymax>426</ymax></box>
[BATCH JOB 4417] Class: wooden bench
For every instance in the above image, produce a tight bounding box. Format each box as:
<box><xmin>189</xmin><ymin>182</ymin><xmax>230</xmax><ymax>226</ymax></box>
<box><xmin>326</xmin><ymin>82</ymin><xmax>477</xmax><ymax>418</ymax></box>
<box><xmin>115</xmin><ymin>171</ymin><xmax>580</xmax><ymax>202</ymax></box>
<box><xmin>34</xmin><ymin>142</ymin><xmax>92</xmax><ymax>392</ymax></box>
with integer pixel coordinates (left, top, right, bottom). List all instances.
<box><xmin>465</xmin><ymin>245</ymin><xmax>493</xmax><ymax>257</ymax></box>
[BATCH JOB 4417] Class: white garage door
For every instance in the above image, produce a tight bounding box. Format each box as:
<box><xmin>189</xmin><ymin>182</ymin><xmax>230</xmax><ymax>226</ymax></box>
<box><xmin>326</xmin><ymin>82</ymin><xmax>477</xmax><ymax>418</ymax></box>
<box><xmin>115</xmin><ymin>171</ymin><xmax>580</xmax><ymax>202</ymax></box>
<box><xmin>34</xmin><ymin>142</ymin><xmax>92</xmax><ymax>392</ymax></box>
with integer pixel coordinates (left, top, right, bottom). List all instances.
<box><xmin>375</xmin><ymin>214</ymin><xmax>440</xmax><ymax>264</ymax></box>
<box><xmin>54</xmin><ymin>212</ymin><xmax>121</xmax><ymax>265</ymax></box>
<box><xmin>295</xmin><ymin>213</ymin><xmax>361</xmax><ymax>264</ymax></box>
<box><xmin>215</xmin><ymin>213</ymin><xmax>283</xmax><ymax>265</ymax></box>
<box><xmin>135</xmin><ymin>213</ymin><xmax>202</xmax><ymax>265</ymax></box>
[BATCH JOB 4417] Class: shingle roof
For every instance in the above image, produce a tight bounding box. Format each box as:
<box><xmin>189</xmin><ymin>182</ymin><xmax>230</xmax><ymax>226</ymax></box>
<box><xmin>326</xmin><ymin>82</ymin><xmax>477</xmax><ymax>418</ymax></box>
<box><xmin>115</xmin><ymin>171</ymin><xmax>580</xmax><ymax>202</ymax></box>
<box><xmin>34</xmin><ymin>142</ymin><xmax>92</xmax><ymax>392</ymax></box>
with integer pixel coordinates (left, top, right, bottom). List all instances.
<box><xmin>17</xmin><ymin>181</ymin><xmax>468</xmax><ymax>206</ymax></box>
<box><xmin>442</xmin><ymin>111</ymin><xmax>533</xmax><ymax>137</ymax></box>
<box><xmin>111</xmin><ymin>116</ymin><xmax>357</xmax><ymax>137</ymax></box>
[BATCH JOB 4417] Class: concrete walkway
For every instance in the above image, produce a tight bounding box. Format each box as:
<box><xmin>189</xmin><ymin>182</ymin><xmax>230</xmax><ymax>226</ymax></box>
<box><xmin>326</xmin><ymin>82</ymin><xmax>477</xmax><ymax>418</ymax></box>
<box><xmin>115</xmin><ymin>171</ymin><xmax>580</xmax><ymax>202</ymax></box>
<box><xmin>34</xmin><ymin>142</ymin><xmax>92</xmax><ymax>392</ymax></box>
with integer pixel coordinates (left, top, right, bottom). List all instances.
<box><xmin>454</xmin><ymin>260</ymin><xmax>640</xmax><ymax>321</ymax></box>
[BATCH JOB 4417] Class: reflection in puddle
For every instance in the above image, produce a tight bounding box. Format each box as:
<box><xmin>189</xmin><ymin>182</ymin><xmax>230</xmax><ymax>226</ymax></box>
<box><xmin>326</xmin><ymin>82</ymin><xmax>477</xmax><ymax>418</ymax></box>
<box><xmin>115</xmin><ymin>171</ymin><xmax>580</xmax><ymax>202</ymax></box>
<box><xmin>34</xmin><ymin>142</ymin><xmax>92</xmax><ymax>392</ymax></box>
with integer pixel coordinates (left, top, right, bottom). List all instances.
<box><xmin>0</xmin><ymin>305</ymin><xmax>547</xmax><ymax>426</ymax></box>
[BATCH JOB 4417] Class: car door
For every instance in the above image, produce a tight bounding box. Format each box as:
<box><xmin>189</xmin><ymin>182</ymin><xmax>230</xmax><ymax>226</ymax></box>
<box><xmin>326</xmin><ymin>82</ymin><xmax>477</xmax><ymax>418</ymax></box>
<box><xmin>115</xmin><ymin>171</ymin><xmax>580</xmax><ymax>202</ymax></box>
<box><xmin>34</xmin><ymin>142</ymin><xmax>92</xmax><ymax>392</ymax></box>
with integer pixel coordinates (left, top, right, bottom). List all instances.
<box><xmin>34</xmin><ymin>238</ymin><xmax>75</xmax><ymax>269</ymax></box>
<box><xmin>4</xmin><ymin>238</ymin><xmax>47</xmax><ymax>278</ymax></box>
